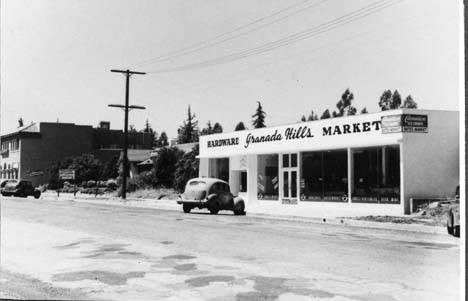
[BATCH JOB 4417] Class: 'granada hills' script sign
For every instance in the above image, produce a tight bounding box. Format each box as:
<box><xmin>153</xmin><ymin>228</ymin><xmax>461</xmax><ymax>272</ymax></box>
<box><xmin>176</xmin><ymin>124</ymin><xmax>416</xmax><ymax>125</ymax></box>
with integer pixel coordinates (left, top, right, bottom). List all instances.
<box><xmin>207</xmin><ymin>120</ymin><xmax>382</xmax><ymax>149</ymax></box>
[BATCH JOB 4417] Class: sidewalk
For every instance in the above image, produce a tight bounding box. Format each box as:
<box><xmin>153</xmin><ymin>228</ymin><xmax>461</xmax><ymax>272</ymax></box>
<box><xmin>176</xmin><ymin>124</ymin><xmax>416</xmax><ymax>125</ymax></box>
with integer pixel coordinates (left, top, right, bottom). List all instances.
<box><xmin>42</xmin><ymin>192</ymin><xmax>447</xmax><ymax>235</ymax></box>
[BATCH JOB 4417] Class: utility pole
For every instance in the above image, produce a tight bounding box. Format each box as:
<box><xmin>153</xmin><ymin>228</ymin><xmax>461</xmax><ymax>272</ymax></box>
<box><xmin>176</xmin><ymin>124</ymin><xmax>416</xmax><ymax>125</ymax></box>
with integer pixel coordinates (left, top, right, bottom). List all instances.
<box><xmin>109</xmin><ymin>69</ymin><xmax>146</xmax><ymax>199</ymax></box>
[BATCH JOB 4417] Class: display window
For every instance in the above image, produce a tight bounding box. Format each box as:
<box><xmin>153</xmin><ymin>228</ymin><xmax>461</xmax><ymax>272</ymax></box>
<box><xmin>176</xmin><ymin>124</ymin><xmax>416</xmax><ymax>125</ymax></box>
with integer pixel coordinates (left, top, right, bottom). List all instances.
<box><xmin>352</xmin><ymin>145</ymin><xmax>400</xmax><ymax>204</ymax></box>
<box><xmin>257</xmin><ymin>154</ymin><xmax>279</xmax><ymax>200</ymax></box>
<box><xmin>301</xmin><ymin>150</ymin><xmax>348</xmax><ymax>202</ymax></box>
<box><xmin>209</xmin><ymin>158</ymin><xmax>229</xmax><ymax>182</ymax></box>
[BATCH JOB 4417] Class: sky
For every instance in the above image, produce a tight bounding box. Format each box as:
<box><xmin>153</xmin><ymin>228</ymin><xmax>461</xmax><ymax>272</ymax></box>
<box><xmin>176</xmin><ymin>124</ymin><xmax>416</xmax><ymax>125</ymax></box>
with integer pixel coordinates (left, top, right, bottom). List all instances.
<box><xmin>0</xmin><ymin>0</ymin><xmax>462</xmax><ymax>138</ymax></box>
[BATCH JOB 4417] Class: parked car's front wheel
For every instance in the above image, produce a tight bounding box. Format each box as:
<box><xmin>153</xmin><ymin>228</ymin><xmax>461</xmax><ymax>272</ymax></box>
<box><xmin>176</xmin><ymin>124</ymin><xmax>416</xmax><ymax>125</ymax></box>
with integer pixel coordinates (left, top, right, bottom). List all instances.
<box><xmin>453</xmin><ymin>225</ymin><xmax>460</xmax><ymax>238</ymax></box>
<box><xmin>233</xmin><ymin>201</ymin><xmax>245</xmax><ymax>216</ymax></box>
<box><xmin>209</xmin><ymin>203</ymin><xmax>219</xmax><ymax>215</ymax></box>
<box><xmin>447</xmin><ymin>224</ymin><xmax>454</xmax><ymax>235</ymax></box>
<box><xmin>34</xmin><ymin>191</ymin><xmax>41</xmax><ymax>199</ymax></box>
<box><xmin>183</xmin><ymin>204</ymin><xmax>192</xmax><ymax>213</ymax></box>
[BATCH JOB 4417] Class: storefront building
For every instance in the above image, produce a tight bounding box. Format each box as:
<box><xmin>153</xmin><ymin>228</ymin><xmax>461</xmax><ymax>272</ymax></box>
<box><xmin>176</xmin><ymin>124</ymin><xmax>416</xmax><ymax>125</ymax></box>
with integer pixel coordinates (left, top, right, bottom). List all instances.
<box><xmin>198</xmin><ymin>109</ymin><xmax>459</xmax><ymax>215</ymax></box>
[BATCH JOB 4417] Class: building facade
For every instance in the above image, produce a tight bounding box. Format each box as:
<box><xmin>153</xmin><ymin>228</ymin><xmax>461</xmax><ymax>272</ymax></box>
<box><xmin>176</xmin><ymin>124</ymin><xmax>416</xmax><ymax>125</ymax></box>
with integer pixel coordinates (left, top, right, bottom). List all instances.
<box><xmin>0</xmin><ymin>122</ymin><xmax>153</xmax><ymax>186</ymax></box>
<box><xmin>198</xmin><ymin>109</ymin><xmax>459</xmax><ymax>215</ymax></box>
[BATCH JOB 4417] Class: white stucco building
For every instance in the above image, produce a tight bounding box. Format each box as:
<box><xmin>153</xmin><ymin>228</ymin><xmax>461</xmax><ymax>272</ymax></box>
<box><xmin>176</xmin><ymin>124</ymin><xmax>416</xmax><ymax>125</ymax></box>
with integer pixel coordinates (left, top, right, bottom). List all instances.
<box><xmin>198</xmin><ymin>109</ymin><xmax>459</xmax><ymax>215</ymax></box>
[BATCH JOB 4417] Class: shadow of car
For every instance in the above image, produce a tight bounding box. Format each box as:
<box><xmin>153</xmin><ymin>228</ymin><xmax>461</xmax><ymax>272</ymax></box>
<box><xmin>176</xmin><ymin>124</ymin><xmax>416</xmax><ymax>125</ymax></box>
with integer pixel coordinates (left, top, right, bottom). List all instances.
<box><xmin>177</xmin><ymin>177</ymin><xmax>246</xmax><ymax>215</ymax></box>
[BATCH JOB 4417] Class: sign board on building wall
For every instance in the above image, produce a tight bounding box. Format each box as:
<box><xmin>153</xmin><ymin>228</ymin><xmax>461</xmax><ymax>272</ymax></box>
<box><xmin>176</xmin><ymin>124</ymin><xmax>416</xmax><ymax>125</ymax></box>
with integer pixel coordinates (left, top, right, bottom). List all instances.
<box><xmin>200</xmin><ymin>112</ymin><xmax>403</xmax><ymax>158</ymax></box>
<box><xmin>59</xmin><ymin>169</ymin><xmax>75</xmax><ymax>180</ymax></box>
<box><xmin>381</xmin><ymin>114</ymin><xmax>428</xmax><ymax>134</ymax></box>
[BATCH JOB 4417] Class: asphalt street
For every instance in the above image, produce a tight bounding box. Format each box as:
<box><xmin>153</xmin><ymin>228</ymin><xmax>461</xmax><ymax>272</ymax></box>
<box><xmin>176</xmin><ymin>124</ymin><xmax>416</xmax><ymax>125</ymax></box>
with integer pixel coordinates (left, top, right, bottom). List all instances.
<box><xmin>0</xmin><ymin>196</ymin><xmax>461</xmax><ymax>300</ymax></box>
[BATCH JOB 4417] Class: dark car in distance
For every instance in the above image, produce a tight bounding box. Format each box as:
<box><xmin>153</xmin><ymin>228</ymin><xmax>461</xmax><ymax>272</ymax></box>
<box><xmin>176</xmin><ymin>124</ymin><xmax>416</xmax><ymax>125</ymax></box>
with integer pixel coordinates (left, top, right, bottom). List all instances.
<box><xmin>1</xmin><ymin>180</ymin><xmax>41</xmax><ymax>199</ymax></box>
<box><xmin>177</xmin><ymin>177</ymin><xmax>246</xmax><ymax>215</ymax></box>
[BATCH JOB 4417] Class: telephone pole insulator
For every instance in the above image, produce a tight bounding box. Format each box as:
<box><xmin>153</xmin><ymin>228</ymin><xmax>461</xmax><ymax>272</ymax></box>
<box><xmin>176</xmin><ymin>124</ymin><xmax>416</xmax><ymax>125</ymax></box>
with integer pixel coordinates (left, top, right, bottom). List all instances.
<box><xmin>109</xmin><ymin>69</ymin><xmax>146</xmax><ymax>200</ymax></box>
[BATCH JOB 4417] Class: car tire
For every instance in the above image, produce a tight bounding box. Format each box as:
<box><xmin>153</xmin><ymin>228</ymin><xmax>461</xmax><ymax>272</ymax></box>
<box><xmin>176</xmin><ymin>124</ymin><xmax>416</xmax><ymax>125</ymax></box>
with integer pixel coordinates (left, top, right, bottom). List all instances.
<box><xmin>183</xmin><ymin>204</ymin><xmax>192</xmax><ymax>213</ymax></box>
<box><xmin>233</xmin><ymin>201</ymin><xmax>245</xmax><ymax>216</ymax></box>
<box><xmin>34</xmin><ymin>191</ymin><xmax>41</xmax><ymax>199</ymax></box>
<box><xmin>453</xmin><ymin>225</ymin><xmax>460</xmax><ymax>238</ymax></box>
<box><xmin>209</xmin><ymin>203</ymin><xmax>219</xmax><ymax>215</ymax></box>
<box><xmin>447</xmin><ymin>224</ymin><xmax>454</xmax><ymax>235</ymax></box>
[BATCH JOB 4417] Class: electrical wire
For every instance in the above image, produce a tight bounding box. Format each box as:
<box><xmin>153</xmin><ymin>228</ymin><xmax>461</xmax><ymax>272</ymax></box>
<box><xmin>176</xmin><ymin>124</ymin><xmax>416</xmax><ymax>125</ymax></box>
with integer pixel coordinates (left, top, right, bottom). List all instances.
<box><xmin>147</xmin><ymin>0</ymin><xmax>403</xmax><ymax>73</ymax></box>
<box><xmin>132</xmin><ymin>0</ymin><xmax>327</xmax><ymax>68</ymax></box>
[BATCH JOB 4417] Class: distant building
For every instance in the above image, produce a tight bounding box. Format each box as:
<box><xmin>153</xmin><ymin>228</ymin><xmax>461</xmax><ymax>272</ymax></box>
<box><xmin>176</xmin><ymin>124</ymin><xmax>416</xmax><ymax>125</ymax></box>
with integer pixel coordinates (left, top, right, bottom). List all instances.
<box><xmin>0</xmin><ymin>121</ymin><xmax>153</xmax><ymax>186</ymax></box>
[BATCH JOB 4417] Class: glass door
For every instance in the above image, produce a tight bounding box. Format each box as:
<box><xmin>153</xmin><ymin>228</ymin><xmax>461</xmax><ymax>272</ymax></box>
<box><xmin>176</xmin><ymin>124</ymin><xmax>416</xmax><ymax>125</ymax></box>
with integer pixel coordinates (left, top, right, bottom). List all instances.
<box><xmin>282</xmin><ymin>153</ymin><xmax>298</xmax><ymax>202</ymax></box>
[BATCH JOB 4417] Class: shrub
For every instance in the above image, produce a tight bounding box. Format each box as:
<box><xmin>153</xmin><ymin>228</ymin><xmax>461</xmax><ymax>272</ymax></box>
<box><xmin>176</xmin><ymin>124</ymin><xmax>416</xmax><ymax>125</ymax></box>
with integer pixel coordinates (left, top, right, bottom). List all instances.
<box><xmin>106</xmin><ymin>179</ymin><xmax>118</xmax><ymax>190</ymax></box>
<box><xmin>174</xmin><ymin>144</ymin><xmax>199</xmax><ymax>192</ymax></box>
<box><xmin>153</xmin><ymin>146</ymin><xmax>184</xmax><ymax>188</ymax></box>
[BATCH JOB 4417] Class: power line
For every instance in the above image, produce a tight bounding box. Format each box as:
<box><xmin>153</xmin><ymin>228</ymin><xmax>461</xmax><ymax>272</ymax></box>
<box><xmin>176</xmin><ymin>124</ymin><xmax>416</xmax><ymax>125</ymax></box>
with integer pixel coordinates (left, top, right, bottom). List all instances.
<box><xmin>132</xmin><ymin>0</ymin><xmax>326</xmax><ymax>67</ymax></box>
<box><xmin>147</xmin><ymin>0</ymin><xmax>403</xmax><ymax>73</ymax></box>
<box><xmin>149</xmin><ymin>0</ymin><xmax>399</xmax><ymax>73</ymax></box>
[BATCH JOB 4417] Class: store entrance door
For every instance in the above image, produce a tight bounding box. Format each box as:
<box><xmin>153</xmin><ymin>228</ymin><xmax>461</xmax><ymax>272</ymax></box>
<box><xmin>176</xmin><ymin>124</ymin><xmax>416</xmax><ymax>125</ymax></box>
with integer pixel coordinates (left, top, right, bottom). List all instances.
<box><xmin>282</xmin><ymin>169</ymin><xmax>297</xmax><ymax>199</ymax></box>
<box><xmin>281</xmin><ymin>153</ymin><xmax>298</xmax><ymax>204</ymax></box>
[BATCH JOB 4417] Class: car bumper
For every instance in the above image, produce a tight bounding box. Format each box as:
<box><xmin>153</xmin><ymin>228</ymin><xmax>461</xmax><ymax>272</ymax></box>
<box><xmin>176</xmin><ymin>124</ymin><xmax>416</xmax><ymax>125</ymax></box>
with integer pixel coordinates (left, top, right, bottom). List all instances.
<box><xmin>177</xmin><ymin>199</ymin><xmax>208</xmax><ymax>206</ymax></box>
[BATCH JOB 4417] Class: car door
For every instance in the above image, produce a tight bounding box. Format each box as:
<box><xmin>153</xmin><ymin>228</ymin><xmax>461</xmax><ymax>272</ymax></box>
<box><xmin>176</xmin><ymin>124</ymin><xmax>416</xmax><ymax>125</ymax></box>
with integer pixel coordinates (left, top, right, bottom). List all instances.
<box><xmin>217</xmin><ymin>183</ymin><xmax>233</xmax><ymax>207</ymax></box>
<box><xmin>25</xmin><ymin>182</ymin><xmax>34</xmax><ymax>195</ymax></box>
<box><xmin>208</xmin><ymin>183</ymin><xmax>220</xmax><ymax>203</ymax></box>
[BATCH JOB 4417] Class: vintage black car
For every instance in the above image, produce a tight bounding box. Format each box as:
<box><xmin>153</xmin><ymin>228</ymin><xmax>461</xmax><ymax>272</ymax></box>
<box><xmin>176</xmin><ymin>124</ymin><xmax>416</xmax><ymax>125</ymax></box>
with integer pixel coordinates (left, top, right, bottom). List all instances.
<box><xmin>177</xmin><ymin>177</ymin><xmax>246</xmax><ymax>215</ymax></box>
<box><xmin>1</xmin><ymin>180</ymin><xmax>41</xmax><ymax>199</ymax></box>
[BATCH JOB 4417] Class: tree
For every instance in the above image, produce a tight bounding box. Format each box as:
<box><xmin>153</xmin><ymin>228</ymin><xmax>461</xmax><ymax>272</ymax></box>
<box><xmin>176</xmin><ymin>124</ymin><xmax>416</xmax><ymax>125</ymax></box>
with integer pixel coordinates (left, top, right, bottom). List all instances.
<box><xmin>320</xmin><ymin>109</ymin><xmax>331</xmax><ymax>119</ymax></box>
<box><xmin>143</xmin><ymin>119</ymin><xmax>152</xmax><ymax>133</ymax></box>
<box><xmin>347</xmin><ymin>106</ymin><xmax>357</xmax><ymax>116</ymax></box>
<box><xmin>335</xmin><ymin>88</ymin><xmax>356</xmax><ymax>116</ymax></box>
<box><xmin>378</xmin><ymin>90</ymin><xmax>393</xmax><ymax>111</ymax></box>
<box><xmin>379</xmin><ymin>89</ymin><xmax>406</xmax><ymax>110</ymax></box>
<box><xmin>177</xmin><ymin>105</ymin><xmax>199</xmax><ymax>143</ymax></box>
<box><xmin>332</xmin><ymin>111</ymin><xmax>338</xmax><ymax>118</ymax></box>
<box><xmin>234</xmin><ymin>122</ymin><xmax>246</xmax><ymax>131</ymax></box>
<box><xmin>129</xmin><ymin>125</ymin><xmax>137</xmax><ymax>133</ymax></box>
<box><xmin>252</xmin><ymin>101</ymin><xmax>266</xmax><ymax>128</ymax></box>
<box><xmin>155</xmin><ymin>131</ymin><xmax>169</xmax><ymax>147</ymax></box>
<box><xmin>153</xmin><ymin>146</ymin><xmax>184</xmax><ymax>187</ymax></box>
<box><xmin>212</xmin><ymin>122</ymin><xmax>223</xmax><ymax>133</ymax></box>
<box><xmin>401</xmin><ymin>95</ymin><xmax>418</xmax><ymax>108</ymax></box>
<box><xmin>307</xmin><ymin>111</ymin><xmax>318</xmax><ymax>121</ymax></box>
<box><xmin>200</xmin><ymin>121</ymin><xmax>213</xmax><ymax>136</ymax></box>
<box><xmin>361</xmin><ymin>107</ymin><xmax>368</xmax><ymax>114</ymax></box>
<box><xmin>174</xmin><ymin>144</ymin><xmax>199</xmax><ymax>192</ymax></box>
<box><xmin>142</xmin><ymin>119</ymin><xmax>156</xmax><ymax>146</ymax></box>
<box><xmin>102</xmin><ymin>156</ymin><xmax>119</xmax><ymax>180</ymax></box>
<box><xmin>300</xmin><ymin>115</ymin><xmax>307</xmax><ymax>122</ymax></box>
<box><xmin>391</xmin><ymin>90</ymin><xmax>402</xmax><ymax>109</ymax></box>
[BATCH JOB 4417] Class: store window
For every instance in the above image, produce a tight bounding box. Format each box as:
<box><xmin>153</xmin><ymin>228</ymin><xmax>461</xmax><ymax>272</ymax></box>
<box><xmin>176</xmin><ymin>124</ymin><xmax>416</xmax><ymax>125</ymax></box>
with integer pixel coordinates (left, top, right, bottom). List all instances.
<box><xmin>352</xmin><ymin>145</ymin><xmax>400</xmax><ymax>204</ymax></box>
<box><xmin>209</xmin><ymin>158</ymin><xmax>229</xmax><ymax>182</ymax></box>
<box><xmin>301</xmin><ymin>150</ymin><xmax>348</xmax><ymax>202</ymax></box>
<box><xmin>257</xmin><ymin>154</ymin><xmax>279</xmax><ymax>200</ymax></box>
<box><xmin>240</xmin><ymin>171</ymin><xmax>247</xmax><ymax>193</ymax></box>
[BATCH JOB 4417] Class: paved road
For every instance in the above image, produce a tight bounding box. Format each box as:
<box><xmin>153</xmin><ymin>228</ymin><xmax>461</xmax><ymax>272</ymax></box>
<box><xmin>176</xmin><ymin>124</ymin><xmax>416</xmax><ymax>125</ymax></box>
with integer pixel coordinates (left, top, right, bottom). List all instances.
<box><xmin>1</xmin><ymin>196</ymin><xmax>460</xmax><ymax>300</ymax></box>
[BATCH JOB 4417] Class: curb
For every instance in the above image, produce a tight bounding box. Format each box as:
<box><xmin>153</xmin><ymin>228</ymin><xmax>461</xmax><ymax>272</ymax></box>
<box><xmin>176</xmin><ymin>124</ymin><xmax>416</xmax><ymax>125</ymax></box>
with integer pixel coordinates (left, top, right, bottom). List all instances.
<box><xmin>41</xmin><ymin>193</ymin><xmax>447</xmax><ymax>235</ymax></box>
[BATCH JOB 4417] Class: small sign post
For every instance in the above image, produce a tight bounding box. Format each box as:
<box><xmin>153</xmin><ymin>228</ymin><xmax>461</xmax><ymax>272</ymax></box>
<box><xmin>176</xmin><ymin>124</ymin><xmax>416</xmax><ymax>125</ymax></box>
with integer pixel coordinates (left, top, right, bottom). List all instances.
<box><xmin>59</xmin><ymin>169</ymin><xmax>76</xmax><ymax>197</ymax></box>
